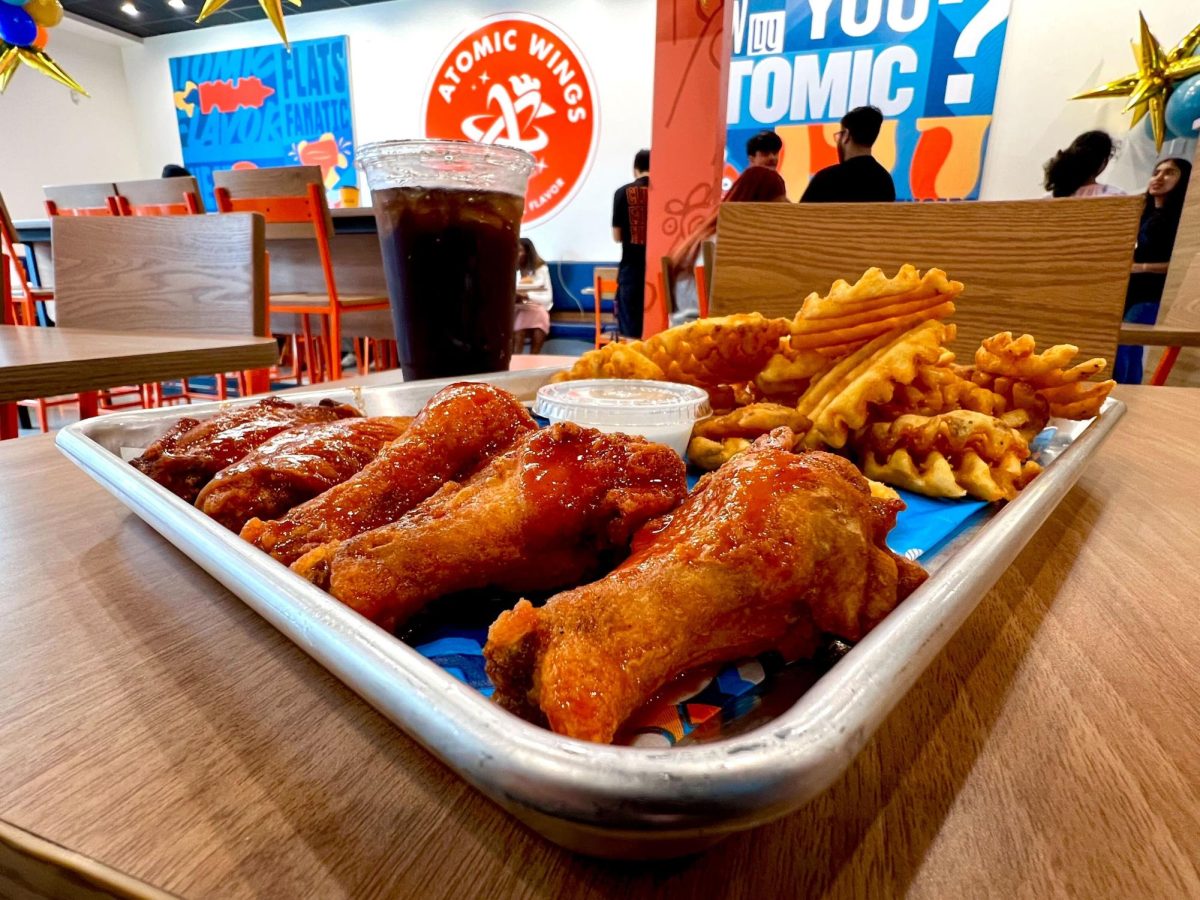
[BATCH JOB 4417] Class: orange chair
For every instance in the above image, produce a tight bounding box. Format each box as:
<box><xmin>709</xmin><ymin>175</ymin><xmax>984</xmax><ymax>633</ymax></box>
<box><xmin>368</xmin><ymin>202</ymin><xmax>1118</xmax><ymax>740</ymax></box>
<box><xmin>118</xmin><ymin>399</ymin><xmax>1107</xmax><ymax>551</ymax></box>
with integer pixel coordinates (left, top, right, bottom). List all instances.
<box><xmin>214</xmin><ymin>166</ymin><xmax>389</xmax><ymax>382</ymax></box>
<box><xmin>0</xmin><ymin>191</ymin><xmax>51</xmax><ymax>328</ymax></box>
<box><xmin>592</xmin><ymin>265</ymin><xmax>619</xmax><ymax>348</ymax></box>
<box><xmin>114</xmin><ymin>177</ymin><xmax>205</xmax><ymax>216</ymax></box>
<box><xmin>43</xmin><ymin>182</ymin><xmax>119</xmax><ymax>217</ymax></box>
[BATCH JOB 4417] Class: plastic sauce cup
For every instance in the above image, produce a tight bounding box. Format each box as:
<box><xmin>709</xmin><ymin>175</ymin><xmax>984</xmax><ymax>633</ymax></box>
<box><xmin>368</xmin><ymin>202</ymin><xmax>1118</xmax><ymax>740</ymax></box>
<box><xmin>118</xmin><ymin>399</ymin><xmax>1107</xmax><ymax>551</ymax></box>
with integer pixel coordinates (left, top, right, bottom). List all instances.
<box><xmin>534</xmin><ymin>380</ymin><xmax>712</xmax><ymax>458</ymax></box>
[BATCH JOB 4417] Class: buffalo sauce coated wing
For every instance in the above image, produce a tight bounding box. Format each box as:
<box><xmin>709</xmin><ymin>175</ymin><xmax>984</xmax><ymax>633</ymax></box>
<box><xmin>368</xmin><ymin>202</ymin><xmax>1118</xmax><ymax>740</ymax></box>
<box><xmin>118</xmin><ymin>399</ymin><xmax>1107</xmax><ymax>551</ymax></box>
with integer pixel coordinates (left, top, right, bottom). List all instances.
<box><xmin>130</xmin><ymin>397</ymin><xmax>361</xmax><ymax>503</ymax></box>
<box><xmin>241</xmin><ymin>382</ymin><xmax>536</xmax><ymax>565</ymax></box>
<box><xmin>292</xmin><ymin>422</ymin><xmax>688</xmax><ymax>632</ymax></box>
<box><xmin>196</xmin><ymin>416</ymin><xmax>413</xmax><ymax>532</ymax></box>
<box><xmin>484</xmin><ymin>428</ymin><xmax>928</xmax><ymax>744</ymax></box>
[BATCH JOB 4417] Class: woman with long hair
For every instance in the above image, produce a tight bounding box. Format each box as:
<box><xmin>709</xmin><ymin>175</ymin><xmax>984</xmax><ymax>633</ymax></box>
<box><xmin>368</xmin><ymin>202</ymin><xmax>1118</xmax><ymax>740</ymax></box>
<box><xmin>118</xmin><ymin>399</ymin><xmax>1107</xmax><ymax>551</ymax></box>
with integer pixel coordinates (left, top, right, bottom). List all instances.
<box><xmin>513</xmin><ymin>237</ymin><xmax>554</xmax><ymax>355</ymax></box>
<box><xmin>669</xmin><ymin>166</ymin><xmax>788</xmax><ymax>323</ymax></box>
<box><xmin>1114</xmin><ymin>156</ymin><xmax>1193</xmax><ymax>383</ymax></box>
<box><xmin>1043</xmin><ymin>131</ymin><xmax>1123</xmax><ymax>198</ymax></box>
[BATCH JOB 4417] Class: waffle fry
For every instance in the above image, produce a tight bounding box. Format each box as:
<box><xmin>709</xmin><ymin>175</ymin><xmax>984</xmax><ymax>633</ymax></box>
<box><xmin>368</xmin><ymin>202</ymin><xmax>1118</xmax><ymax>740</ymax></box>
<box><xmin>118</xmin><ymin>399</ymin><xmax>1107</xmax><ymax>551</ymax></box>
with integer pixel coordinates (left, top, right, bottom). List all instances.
<box><xmin>796</xmin><ymin>320</ymin><xmax>951</xmax><ymax>449</ymax></box>
<box><xmin>853</xmin><ymin>410</ymin><xmax>1041</xmax><ymax>501</ymax></box>
<box><xmin>551</xmin><ymin>313</ymin><xmax>793</xmax><ymax>397</ymax></box>
<box><xmin>692</xmin><ymin>404</ymin><xmax>812</xmax><ymax>441</ymax></box>
<box><xmin>967</xmin><ymin>332</ymin><xmax>1114</xmax><ymax>420</ymax></box>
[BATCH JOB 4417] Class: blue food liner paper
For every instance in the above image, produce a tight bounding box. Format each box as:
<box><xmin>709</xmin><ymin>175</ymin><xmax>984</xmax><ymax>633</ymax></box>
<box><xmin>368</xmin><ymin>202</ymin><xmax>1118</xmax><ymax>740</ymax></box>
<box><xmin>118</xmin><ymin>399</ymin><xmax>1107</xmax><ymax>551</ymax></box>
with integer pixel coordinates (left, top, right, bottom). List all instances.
<box><xmin>411</xmin><ymin>426</ymin><xmax>1055</xmax><ymax>746</ymax></box>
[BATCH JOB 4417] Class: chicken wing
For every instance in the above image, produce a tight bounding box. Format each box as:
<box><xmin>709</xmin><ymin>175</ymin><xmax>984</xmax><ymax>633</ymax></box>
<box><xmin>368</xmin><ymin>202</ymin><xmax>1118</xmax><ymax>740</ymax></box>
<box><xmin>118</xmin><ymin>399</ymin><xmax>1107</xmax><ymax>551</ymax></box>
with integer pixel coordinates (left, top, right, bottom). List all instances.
<box><xmin>241</xmin><ymin>382</ymin><xmax>536</xmax><ymax>565</ymax></box>
<box><xmin>484</xmin><ymin>428</ymin><xmax>927</xmax><ymax>743</ymax></box>
<box><xmin>196</xmin><ymin>416</ymin><xmax>412</xmax><ymax>532</ymax></box>
<box><xmin>130</xmin><ymin>397</ymin><xmax>360</xmax><ymax>503</ymax></box>
<box><xmin>293</xmin><ymin>423</ymin><xmax>688</xmax><ymax>632</ymax></box>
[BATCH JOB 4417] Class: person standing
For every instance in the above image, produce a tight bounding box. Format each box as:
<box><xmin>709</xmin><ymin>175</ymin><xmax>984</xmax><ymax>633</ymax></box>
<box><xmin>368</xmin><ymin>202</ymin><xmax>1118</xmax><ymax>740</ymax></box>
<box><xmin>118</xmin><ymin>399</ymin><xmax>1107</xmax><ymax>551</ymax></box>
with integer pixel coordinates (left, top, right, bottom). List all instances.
<box><xmin>745</xmin><ymin>131</ymin><xmax>783</xmax><ymax>170</ymax></box>
<box><xmin>612</xmin><ymin>149</ymin><xmax>650</xmax><ymax>338</ymax></box>
<box><xmin>800</xmin><ymin>106</ymin><xmax>895</xmax><ymax>203</ymax></box>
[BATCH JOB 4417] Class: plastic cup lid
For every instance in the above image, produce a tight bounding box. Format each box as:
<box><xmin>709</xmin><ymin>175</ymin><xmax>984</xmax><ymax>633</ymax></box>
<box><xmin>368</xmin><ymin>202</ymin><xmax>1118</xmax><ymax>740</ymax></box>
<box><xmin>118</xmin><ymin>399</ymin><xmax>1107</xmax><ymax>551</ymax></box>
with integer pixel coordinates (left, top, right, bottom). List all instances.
<box><xmin>534</xmin><ymin>380</ymin><xmax>711</xmax><ymax>426</ymax></box>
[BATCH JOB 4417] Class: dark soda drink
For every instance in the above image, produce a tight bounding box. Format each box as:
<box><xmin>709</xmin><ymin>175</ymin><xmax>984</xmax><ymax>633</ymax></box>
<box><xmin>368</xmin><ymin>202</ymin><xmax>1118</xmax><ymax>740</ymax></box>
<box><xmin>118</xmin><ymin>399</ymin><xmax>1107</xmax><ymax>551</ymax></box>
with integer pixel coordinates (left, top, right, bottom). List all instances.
<box><xmin>357</xmin><ymin>140</ymin><xmax>534</xmax><ymax>381</ymax></box>
<box><xmin>373</xmin><ymin>186</ymin><xmax>524</xmax><ymax>379</ymax></box>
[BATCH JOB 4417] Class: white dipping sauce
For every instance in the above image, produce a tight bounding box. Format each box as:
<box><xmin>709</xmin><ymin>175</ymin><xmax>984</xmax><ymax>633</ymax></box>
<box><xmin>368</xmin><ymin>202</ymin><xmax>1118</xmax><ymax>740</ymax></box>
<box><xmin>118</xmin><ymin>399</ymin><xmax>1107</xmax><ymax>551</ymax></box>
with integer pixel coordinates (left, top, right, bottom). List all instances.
<box><xmin>534</xmin><ymin>380</ymin><xmax>711</xmax><ymax>458</ymax></box>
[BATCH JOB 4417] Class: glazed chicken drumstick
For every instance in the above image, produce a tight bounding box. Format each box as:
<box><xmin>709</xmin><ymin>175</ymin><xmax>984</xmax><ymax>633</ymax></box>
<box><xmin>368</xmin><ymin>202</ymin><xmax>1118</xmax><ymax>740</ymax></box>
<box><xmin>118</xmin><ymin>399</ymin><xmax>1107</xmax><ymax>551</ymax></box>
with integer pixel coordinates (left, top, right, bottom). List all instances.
<box><xmin>241</xmin><ymin>383</ymin><xmax>536</xmax><ymax>565</ymax></box>
<box><xmin>197</xmin><ymin>416</ymin><xmax>412</xmax><ymax>532</ymax></box>
<box><xmin>292</xmin><ymin>422</ymin><xmax>688</xmax><ymax>632</ymax></box>
<box><xmin>484</xmin><ymin>428</ymin><xmax>928</xmax><ymax>744</ymax></box>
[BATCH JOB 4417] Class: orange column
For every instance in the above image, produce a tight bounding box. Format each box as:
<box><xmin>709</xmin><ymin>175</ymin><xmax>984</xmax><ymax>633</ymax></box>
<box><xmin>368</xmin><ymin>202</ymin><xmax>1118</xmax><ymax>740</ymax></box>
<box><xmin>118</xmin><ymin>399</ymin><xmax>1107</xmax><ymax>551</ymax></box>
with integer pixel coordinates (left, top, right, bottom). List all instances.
<box><xmin>643</xmin><ymin>0</ymin><xmax>732</xmax><ymax>337</ymax></box>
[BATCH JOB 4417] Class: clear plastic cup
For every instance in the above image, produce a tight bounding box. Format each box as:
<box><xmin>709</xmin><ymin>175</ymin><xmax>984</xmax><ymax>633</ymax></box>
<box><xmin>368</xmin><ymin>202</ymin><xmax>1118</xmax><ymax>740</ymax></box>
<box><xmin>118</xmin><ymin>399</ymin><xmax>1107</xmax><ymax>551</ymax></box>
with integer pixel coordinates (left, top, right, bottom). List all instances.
<box><xmin>357</xmin><ymin>139</ymin><xmax>534</xmax><ymax>380</ymax></box>
<box><xmin>534</xmin><ymin>380</ymin><xmax>712</xmax><ymax>457</ymax></box>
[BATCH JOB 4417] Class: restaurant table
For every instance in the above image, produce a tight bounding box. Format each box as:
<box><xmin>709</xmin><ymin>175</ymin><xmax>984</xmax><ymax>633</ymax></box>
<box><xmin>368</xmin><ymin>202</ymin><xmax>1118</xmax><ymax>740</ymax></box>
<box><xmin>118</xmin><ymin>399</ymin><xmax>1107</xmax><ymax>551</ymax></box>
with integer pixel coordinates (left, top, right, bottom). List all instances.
<box><xmin>1</xmin><ymin>384</ymin><xmax>1197</xmax><ymax>899</ymax></box>
<box><xmin>0</xmin><ymin>326</ymin><xmax>278</xmax><ymax>438</ymax></box>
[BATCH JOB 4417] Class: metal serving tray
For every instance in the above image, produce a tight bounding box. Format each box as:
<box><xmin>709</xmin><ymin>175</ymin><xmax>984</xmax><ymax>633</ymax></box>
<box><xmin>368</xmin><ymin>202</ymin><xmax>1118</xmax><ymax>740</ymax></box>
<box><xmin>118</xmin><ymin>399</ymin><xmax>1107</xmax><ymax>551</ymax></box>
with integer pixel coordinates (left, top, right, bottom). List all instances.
<box><xmin>56</xmin><ymin>369</ymin><xmax>1125</xmax><ymax>859</ymax></box>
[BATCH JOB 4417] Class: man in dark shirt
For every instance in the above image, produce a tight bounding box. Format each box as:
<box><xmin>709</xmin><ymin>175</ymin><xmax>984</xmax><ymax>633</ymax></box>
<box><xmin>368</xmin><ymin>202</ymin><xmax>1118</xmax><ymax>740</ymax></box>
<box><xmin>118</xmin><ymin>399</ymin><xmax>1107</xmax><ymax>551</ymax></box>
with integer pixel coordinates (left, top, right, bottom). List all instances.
<box><xmin>801</xmin><ymin>106</ymin><xmax>896</xmax><ymax>203</ymax></box>
<box><xmin>611</xmin><ymin>148</ymin><xmax>650</xmax><ymax>338</ymax></box>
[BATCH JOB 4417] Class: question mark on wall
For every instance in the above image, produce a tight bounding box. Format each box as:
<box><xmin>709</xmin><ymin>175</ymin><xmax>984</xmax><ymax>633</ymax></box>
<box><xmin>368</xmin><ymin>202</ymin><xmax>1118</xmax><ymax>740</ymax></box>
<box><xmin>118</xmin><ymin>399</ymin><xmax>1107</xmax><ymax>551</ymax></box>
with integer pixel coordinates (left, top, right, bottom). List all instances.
<box><xmin>941</xmin><ymin>0</ymin><xmax>1011</xmax><ymax>105</ymax></box>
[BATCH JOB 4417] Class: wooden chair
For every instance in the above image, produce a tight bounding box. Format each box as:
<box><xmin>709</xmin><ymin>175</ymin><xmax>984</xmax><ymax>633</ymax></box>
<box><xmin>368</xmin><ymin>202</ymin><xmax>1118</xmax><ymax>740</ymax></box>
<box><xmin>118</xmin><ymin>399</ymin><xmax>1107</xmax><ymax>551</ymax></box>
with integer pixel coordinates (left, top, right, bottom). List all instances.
<box><xmin>114</xmin><ymin>177</ymin><xmax>205</xmax><ymax>216</ymax></box>
<box><xmin>1118</xmin><ymin>142</ymin><xmax>1200</xmax><ymax>385</ymax></box>
<box><xmin>213</xmin><ymin>165</ymin><xmax>389</xmax><ymax>382</ymax></box>
<box><xmin>0</xmin><ymin>190</ymin><xmax>51</xmax><ymax>327</ymax></box>
<box><xmin>50</xmin><ymin>214</ymin><xmax>268</xmax><ymax>403</ymax></box>
<box><xmin>710</xmin><ymin>197</ymin><xmax>1145</xmax><ymax>368</ymax></box>
<box><xmin>592</xmin><ymin>265</ymin><xmax>619</xmax><ymax>347</ymax></box>
<box><xmin>43</xmin><ymin>183</ymin><xmax>119</xmax><ymax>217</ymax></box>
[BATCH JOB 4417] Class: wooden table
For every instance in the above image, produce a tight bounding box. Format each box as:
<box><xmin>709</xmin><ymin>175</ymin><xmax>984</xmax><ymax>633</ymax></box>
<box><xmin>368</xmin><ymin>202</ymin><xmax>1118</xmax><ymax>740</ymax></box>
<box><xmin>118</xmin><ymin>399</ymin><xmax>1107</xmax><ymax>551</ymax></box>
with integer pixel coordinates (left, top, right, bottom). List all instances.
<box><xmin>1</xmin><ymin>385</ymin><xmax>1197</xmax><ymax>898</ymax></box>
<box><xmin>0</xmin><ymin>326</ymin><xmax>278</xmax><ymax>438</ymax></box>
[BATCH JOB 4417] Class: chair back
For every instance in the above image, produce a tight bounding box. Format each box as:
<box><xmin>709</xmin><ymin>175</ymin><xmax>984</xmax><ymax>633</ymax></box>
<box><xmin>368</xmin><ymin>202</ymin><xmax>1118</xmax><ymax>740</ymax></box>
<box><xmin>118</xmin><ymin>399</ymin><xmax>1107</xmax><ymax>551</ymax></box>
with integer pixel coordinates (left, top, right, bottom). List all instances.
<box><xmin>710</xmin><ymin>197</ymin><xmax>1145</xmax><ymax>367</ymax></box>
<box><xmin>51</xmin><ymin>213</ymin><xmax>266</xmax><ymax>336</ymax></box>
<box><xmin>0</xmin><ymin>190</ymin><xmax>39</xmax><ymax>324</ymax></box>
<box><xmin>43</xmin><ymin>182</ymin><xmax>119</xmax><ymax>217</ymax></box>
<box><xmin>593</xmin><ymin>265</ymin><xmax>618</xmax><ymax>347</ymax></box>
<box><xmin>114</xmin><ymin>177</ymin><xmax>205</xmax><ymax>216</ymax></box>
<box><xmin>213</xmin><ymin>166</ymin><xmax>332</xmax><ymax>237</ymax></box>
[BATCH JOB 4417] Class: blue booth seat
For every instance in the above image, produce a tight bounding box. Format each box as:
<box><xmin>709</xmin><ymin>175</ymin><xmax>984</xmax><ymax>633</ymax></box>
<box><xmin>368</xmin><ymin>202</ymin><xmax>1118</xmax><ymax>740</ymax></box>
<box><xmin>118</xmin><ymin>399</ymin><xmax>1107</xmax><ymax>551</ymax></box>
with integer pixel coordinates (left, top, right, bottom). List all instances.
<box><xmin>545</xmin><ymin>261</ymin><xmax>618</xmax><ymax>346</ymax></box>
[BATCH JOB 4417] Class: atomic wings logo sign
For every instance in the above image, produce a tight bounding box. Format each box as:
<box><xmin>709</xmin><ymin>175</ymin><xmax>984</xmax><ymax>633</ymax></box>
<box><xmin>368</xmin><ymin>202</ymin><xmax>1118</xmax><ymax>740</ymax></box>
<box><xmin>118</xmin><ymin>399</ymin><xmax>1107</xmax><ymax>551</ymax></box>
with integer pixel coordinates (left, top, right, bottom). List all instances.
<box><xmin>424</xmin><ymin>14</ymin><xmax>598</xmax><ymax>227</ymax></box>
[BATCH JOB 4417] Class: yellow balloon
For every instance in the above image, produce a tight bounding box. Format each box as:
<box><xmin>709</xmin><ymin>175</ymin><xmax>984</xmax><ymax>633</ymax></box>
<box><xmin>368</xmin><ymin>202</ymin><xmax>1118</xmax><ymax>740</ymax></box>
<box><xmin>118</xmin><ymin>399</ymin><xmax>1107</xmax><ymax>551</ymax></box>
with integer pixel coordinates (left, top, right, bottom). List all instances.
<box><xmin>26</xmin><ymin>0</ymin><xmax>65</xmax><ymax>29</ymax></box>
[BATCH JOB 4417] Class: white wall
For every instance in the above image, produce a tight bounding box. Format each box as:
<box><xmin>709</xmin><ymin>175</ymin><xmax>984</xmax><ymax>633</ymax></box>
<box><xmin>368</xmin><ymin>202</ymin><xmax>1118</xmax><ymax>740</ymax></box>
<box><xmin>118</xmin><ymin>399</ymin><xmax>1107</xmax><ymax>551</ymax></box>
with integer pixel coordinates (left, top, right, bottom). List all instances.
<box><xmin>118</xmin><ymin>0</ymin><xmax>653</xmax><ymax>261</ymax></box>
<box><xmin>0</xmin><ymin>24</ymin><xmax>142</xmax><ymax>220</ymax></box>
<box><xmin>983</xmin><ymin>0</ymin><xmax>1197</xmax><ymax>199</ymax></box>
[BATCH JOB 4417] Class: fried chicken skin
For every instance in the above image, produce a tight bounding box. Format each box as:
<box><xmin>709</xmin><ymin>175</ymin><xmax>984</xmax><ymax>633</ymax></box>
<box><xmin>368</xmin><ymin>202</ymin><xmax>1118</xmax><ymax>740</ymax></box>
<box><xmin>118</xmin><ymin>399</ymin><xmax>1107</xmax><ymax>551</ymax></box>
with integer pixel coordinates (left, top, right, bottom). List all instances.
<box><xmin>196</xmin><ymin>416</ymin><xmax>412</xmax><ymax>532</ymax></box>
<box><xmin>293</xmin><ymin>423</ymin><xmax>688</xmax><ymax>632</ymax></box>
<box><xmin>130</xmin><ymin>397</ymin><xmax>360</xmax><ymax>503</ymax></box>
<box><xmin>484</xmin><ymin>428</ymin><xmax>928</xmax><ymax>744</ymax></box>
<box><xmin>241</xmin><ymin>383</ymin><xmax>536</xmax><ymax>565</ymax></box>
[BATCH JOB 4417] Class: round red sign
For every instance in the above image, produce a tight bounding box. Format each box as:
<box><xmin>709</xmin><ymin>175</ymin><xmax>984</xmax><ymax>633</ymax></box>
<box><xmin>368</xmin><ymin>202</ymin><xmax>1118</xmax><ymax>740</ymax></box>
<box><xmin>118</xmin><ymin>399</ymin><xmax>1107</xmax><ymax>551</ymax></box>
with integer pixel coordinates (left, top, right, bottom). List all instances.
<box><xmin>424</xmin><ymin>14</ymin><xmax>598</xmax><ymax>227</ymax></box>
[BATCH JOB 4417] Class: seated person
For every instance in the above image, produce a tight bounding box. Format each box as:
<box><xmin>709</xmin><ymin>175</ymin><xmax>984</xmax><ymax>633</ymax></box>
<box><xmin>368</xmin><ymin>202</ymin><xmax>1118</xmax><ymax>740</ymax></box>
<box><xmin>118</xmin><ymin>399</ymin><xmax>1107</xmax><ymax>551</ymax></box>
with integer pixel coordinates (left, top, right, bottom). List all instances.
<box><xmin>1042</xmin><ymin>131</ymin><xmax>1123</xmax><ymax>198</ymax></box>
<box><xmin>513</xmin><ymin>238</ymin><xmax>554</xmax><ymax>355</ymax></box>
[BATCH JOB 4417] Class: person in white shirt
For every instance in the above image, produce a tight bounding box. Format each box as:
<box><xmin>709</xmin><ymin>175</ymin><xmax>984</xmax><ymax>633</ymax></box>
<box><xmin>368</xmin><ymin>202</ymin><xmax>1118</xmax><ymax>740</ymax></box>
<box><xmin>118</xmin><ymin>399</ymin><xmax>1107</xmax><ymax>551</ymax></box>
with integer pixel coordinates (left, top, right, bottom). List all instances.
<box><xmin>513</xmin><ymin>237</ymin><xmax>553</xmax><ymax>354</ymax></box>
<box><xmin>1042</xmin><ymin>131</ymin><xmax>1125</xmax><ymax>198</ymax></box>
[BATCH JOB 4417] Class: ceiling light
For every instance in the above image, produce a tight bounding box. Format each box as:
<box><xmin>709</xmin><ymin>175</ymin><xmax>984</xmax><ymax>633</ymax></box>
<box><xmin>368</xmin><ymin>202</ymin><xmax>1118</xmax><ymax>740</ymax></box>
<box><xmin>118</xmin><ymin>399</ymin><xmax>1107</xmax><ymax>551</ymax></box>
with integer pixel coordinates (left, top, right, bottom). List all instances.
<box><xmin>121</xmin><ymin>2</ymin><xmax>140</xmax><ymax>14</ymax></box>
<box><xmin>168</xmin><ymin>0</ymin><xmax>186</xmax><ymax>8</ymax></box>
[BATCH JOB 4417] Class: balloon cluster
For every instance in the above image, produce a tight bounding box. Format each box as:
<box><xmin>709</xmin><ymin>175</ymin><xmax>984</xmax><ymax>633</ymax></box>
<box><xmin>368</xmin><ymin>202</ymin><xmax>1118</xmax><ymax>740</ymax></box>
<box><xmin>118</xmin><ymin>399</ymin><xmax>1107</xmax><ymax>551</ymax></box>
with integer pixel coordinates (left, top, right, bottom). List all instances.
<box><xmin>0</xmin><ymin>0</ymin><xmax>87</xmax><ymax>95</ymax></box>
<box><xmin>1073</xmin><ymin>15</ymin><xmax>1199</xmax><ymax>151</ymax></box>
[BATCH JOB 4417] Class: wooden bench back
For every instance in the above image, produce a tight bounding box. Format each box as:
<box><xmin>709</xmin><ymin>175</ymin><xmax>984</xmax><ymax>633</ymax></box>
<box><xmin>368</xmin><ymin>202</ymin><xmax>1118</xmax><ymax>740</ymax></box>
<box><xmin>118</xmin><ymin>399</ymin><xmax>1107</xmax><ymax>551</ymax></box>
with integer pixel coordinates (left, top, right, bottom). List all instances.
<box><xmin>1158</xmin><ymin>143</ymin><xmax>1200</xmax><ymax>331</ymax></box>
<box><xmin>43</xmin><ymin>182</ymin><xmax>118</xmax><ymax>216</ymax></box>
<box><xmin>213</xmin><ymin>166</ymin><xmax>331</xmax><ymax>239</ymax></box>
<box><xmin>51</xmin><ymin>214</ymin><xmax>266</xmax><ymax>336</ymax></box>
<box><xmin>710</xmin><ymin>196</ymin><xmax>1145</xmax><ymax>367</ymax></box>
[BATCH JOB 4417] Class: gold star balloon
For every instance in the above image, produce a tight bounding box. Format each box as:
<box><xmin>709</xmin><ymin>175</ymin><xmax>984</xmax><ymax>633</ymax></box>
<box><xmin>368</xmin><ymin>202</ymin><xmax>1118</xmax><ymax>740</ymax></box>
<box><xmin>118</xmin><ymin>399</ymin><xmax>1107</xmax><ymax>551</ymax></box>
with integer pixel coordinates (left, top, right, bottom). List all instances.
<box><xmin>0</xmin><ymin>0</ymin><xmax>86</xmax><ymax>96</ymax></box>
<box><xmin>1073</xmin><ymin>13</ymin><xmax>1200</xmax><ymax>151</ymax></box>
<box><xmin>0</xmin><ymin>42</ymin><xmax>88</xmax><ymax>96</ymax></box>
<box><xmin>196</xmin><ymin>0</ymin><xmax>302</xmax><ymax>47</ymax></box>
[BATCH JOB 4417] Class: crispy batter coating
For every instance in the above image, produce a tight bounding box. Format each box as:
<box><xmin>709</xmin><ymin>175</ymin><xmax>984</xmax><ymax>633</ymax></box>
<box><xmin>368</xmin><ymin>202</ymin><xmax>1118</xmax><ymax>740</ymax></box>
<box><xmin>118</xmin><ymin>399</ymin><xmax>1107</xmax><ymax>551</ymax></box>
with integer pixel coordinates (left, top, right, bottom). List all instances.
<box><xmin>241</xmin><ymin>383</ymin><xmax>535</xmax><ymax>565</ymax></box>
<box><xmin>968</xmin><ymin>332</ymin><xmax>1115</xmax><ymax>419</ymax></box>
<box><xmin>130</xmin><ymin>397</ymin><xmax>360</xmax><ymax>503</ymax></box>
<box><xmin>484</xmin><ymin>428</ymin><xmax>927</xmax><ymax>743</ymax></box>
<box><xmin>196</xmin><ymin>416</ymin><xmax>412</xmax><ymax>532</ymax></box>
<box><xmin>295</xmin><ymin>423</ymin><xmax>687</xmax><ymax>632</ymax></box>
